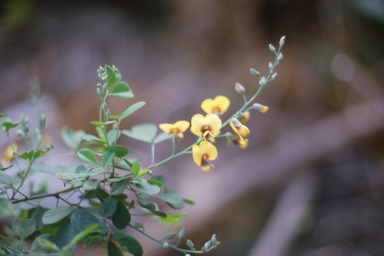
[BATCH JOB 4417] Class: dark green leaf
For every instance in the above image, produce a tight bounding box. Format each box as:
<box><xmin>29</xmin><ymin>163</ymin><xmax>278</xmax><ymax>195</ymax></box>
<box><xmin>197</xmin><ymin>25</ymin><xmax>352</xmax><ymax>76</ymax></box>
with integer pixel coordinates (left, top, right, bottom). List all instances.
<box><xmin>14</xmin><ymin>218</ymin><xmax>36</xmax><ymax>238</ymax></box>
<box><xmin>111</xmin><ymin>82</ymin><xmax>134</xmax><ymax>98</ymax></box>
<box><xmin>83</xmin><ymin>179</ymin><xmax>101</xmax><ymax>191</ymax></box>
<box><xmin>85</xmin><ymin>235</ymin><xmax>108</xmax><ymax>247</ymax></box>
<box><xmin>95</xmin><ymin>188</ymin><xmax>110</xmax><ymax>203</ymax></box>
<box><xmin>122</xmin><ymin>123</ymin><xmax>157</xmax><ymax>143</ymax></box>
<box><xmin>42</xmin><ymin>206</ymin><xmax>74</xmax><ymax>225</ymax></box>
<box><xmin>111</xmin><ymin>178</ymin><xmax>131</xmax><ymax>195</ymax></box>
<box><xmin>112</xmin><ymin>201</ymin><xmax>131</xmax><ymax>229</ymax></box>
<box><xmin>77</xmin><ymin>149</ymin><xmax>98</xmax><ymax>166</ymax></box>
<box><xmin>66</xmin><ymin>223</ymin><xmax>99</xmax><ymax>248</ymax></box>
<box><xmin>107</xmin><ymin>240</ymin><xmax>124</xmax><ymax>256</ymax></box>
<box><xmin>155</xmin><ymin>187</ymin><xmax>185</xmax><ymax>210</ymax></box>
<box><xmin>138</xmin><ymin>198</ymin><xmax>156</xmax><ymax>211</ymax></box>
<box><xmin>151</xmin><ymin>210</ymin><xmax>167</xmax><ymax>218</ymax></box>
<box><xmin>100</xmin><ymin>196</ymin><xmax>118</xmax><ymax>217</ymax></box>
<box><xmin>113</xmin><ymin>232</ymin><xmax>143</xmax><ymax>256</ymax></box>
<box><xmin>53</xmin><ymin>223</ymin><xmax>76</xmax><ymax>256</ymax></box>
<box><xmin>40</xmin><ymin>217</ymin><xmax>68</xmax><ymax>236</ymax></box>
<box><xmin>31</xmin><ymin>206</ymin><xmax>47</xmax><ymax>230</ymax></box>
<box><xmin>70</xmin><ymin>209</ymin><xmax>100</xmax><ymax>235</ymax></box>
<box><xmin>152</xmin><ymin>174</ymin><xmax>167</xmax><ymax>186</ymax></box>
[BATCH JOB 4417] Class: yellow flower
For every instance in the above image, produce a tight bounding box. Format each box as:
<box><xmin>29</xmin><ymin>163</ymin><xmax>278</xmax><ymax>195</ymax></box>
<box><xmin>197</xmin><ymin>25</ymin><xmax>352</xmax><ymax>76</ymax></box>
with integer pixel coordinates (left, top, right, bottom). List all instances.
<box><xmin>0</xmin><ymin>143</ymin><xmax>18</xmax><ymax>164</ymax></box>
<box><xmin>201</xmin><ymin>96</ymin><xmax>230</xmax><ymax>115</ymax></box>
<box><xmin>192</xmin><ymin>141</ymin><xmax>218</xmax><ymax>171</ymax></box>
<box><xmin>230</xmin><ymin>121</ymin><xmax>249</xmax><ymax>148</ymax></box>
<box><xmin>239</xmin><ymin>111</ymin><xmax>250</xmax><ymax>124</ymax></box>
<box><xmin>191</xmin><ymin>114</ymin><xmax>221</xmax><ymax>139</ymax></box>
<box><xmin>159</xmin><ymin>121</ymin><xmax>190</xmax><ymax>139</ymax></box>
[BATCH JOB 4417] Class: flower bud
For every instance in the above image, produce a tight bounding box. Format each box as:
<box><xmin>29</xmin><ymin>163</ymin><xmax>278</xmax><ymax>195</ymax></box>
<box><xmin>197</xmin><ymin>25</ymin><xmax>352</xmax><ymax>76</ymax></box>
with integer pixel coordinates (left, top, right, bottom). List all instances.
<box><xmin>235</xmin><ymin>82</ymin><xmax>245</xmax><ymax>94</ymax></box>
<box><xmin>278</xmin><ymin>53</ymin><xmax>283</xmax><ymax>61</ymax></box>
<box><xmin>279</xmin><ymin>36</ymin><xmax>285</xmax><ymax>47</ymax></box>
<box><xmin>250</xmin><ymin>68</ymin><xmax>260</xmax><ymax>77</ymax></box>
<box><xmin>231</xmin><ymin>118</ymin><xmax>242</xmax><ymax>128</ymax></box>
<box><xmin>99</xmin><ymin>66</ymin><xmax>104</xmax><ymax>71</ymax></box>
<box><xmin>97</xmin><ymin>88</ymin><xmax>102</xmax><ymax>96</ymax></box>
<box><xmin>162</xmin><ymin>242</ymin><xmax>169</xmax><ymax>249</ymax></box>
<box><xmin>268</xmin><ymin>62</ymin><xmax>273</xmax><ymax>69</ymax></box>
<box><xmin>211</xmin><ymin>234</ymin><xmax>217</xmax><ymax>245</ymax></box>
<box><xmin>271</xmin><ymin>73</ymin><xmax>278</xmax><ymax>80</ymax></box>
<box><xmin>253</xmin><ymin>103</ymin><xmax>269</xmax><ymax>113</ymax></box>
<box><xmin>259</xmin><ymin>77</ymin><xmax>266</xmax><ymax>85</ymax></box>
<box><xmin>269</xmin><ymin>44</ymin><xmax>276</xmax><ymax>52</ymax></box>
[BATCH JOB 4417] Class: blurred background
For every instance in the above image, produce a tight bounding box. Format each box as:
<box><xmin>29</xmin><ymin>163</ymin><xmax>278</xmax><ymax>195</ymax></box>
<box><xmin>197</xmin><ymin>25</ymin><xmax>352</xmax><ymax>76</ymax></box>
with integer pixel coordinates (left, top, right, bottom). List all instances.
<box><xmin>1</xmin><ymin>0</ymin><xmax>384</xmax><ymax>255</ymax></box>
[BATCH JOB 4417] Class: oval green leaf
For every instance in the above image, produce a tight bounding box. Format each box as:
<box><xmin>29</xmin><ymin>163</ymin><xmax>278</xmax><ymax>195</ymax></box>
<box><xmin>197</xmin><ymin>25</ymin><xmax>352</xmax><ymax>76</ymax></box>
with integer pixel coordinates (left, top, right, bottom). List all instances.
<box><xmin>111</xmin><ymin>82</ymin><xmax>134</xmax><ymax>98</ymax></box>
<box><xmin>70</xmin><ymin>209</ymin><xmax>100</xmax><ymax>235</ymax></box>
<box><xmin>107</xmin><ymin>240</ymin><xmax>124</xmax><ymax>256</ymax></box>
<box><xmin>42</xmin><ymin>206</ymin><xmax>74</xmax><ymax>225</ymax></box>
<box><xmin>77</xmin><ymin>149</ymin><xmax>98</xmax><ymax>166</ymax></box>
<box><xmin>122</xmin><ymin>123</ymin><xmax>157</xmax><ymax>143</ymax></box>
<box><xmin>135</xmin><ymin>179</ymin><xmax>161</xmax><ymax>195</ymax></box>
<box><xmin>100</xmin><ymin>196</ymin><xmax>118</xmax><ymax>217</ymax></box>
<box><xmin>111</xmin><ymin>178</ymin><xmax>131</xmax><ymax>196</ymax></box>
<box><xmin>119</xmin><ymin>101</ymin><xmax>146</xmax><ymax>120</ymax></box>
<box><xmin>113</xmin><ymin>231</ymin><xmax>143</xmax><ymax>256</ymax></box>
<box><xmin>112</xmin><ymin>201</ymin><xmax>131</xmax><ymax>230</ymax></box>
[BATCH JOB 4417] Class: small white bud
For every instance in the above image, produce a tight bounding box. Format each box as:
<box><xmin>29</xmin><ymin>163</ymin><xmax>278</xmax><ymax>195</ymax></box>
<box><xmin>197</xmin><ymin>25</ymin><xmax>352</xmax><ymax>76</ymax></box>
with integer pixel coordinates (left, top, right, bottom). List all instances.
<box><xmin>268</xmin><ymin>62</ymin><xmax>273</xmax><ymax>69</ymax></box>
<box><xmin>269</xmin><ymin>44</ymin><xmax>276</xmax><ymax>52</ymax></box>
<box><xmin>271</xmin><ymin>73</ymin><xmax>278</xmax><ymax>80</ymax></box>
<box><xmin>259</xmin><ymin>76</ymin><xmax>266</xmax><ymax>85</ymax></box>
<box><xmin>250</xmin><ymin>68</ymin><xmax>260</xmax><ymax>77</ymax></box>
<box><xmin>277</xmin><ymin>53</ymin><xmax>283</xmax><ymax>61</ymax></box>
<box><xmin>162</xmin><ymin>242</ymin><xmax>169</xmax><ymax>249</ymax></box>
<box><xmin>279</xmin><ymin>36</ymin><xmax>285</xmax><ymax>47</ymax></box>
<box><xmin>235</xmin><ymin>82</ymin><xmax>245</xmax><ymax>94</ymax></box>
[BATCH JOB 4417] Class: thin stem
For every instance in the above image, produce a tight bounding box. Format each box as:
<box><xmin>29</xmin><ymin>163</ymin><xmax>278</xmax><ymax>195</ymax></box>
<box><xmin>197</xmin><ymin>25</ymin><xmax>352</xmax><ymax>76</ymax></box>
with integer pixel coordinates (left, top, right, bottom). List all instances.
<box><xmin>11</xmin><ymin>185</ymin><xmax>82</xmax><ymax>204</ymax></box>
<box><xmin>151</xmin><ymin>143</ymin><xmax>155</xmax><ymax>165</ymax></box>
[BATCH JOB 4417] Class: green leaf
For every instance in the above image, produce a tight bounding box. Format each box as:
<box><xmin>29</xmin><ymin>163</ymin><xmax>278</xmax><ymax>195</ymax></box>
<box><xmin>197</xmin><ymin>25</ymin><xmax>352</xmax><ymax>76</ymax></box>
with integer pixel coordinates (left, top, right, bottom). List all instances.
<box><xmin>0</xmin><ymin>113</ymin><xmax>4</xmax><ymax>118</ymax></box>
<box><xmin>1</xmin><ymin>121</ymin><xmax>19</xmax><ymax>132</ymax></box>
<box><xmin>122</xmin><ymin>123</ymin><xmax>157</xmax><ymax>143</ymax></box>
<box><xmin>100</xmin><ymin>196</ymin><xmax>118</xmax><ymax>217</ymax></box>
<box><xmin>138</xmin><ymin>199</ymin><xmax>156</xmax><ymax>211</ymax></box>
<box><xmin>31</xmin><ymin>206</ymin><xmax>48</xmax><ymax>230</ymax></box>
<box><xmin>102</xmin><ymin>149</ymin><xmax>115</xmax><ymax>170</ymax></box>
<box><xmin>0</xmin><ymin>198</ymin><xmax>15</xmax><ymax>217</ymax></box>
<box><xmin>183</xmin><ymin>198</ymin><xmax>195</xmax><ymax>205</ymax></box>
<box><xmin>34</xmin><ymin>144</ymin><xmax>54</xmax><ymax>159</ymax></box>
<box><xmin>159</xmin><ymin>213</ymin><xmax>187</xmax><ymax>228</ymax></box>
<box><xmin>111</xmin><ymin>82</ymin><xmax>134</xmax><ymax>98</ymax></box>
<box><xmin>113</xmin><ymin>232</ymin><xmax>143</xmax><ymax>256</ymax></box>
<box><xmin>30</xmin><ymin>234</ymin><xmax>61</xmax><ymax>255</ymax></box>
<box><xmin>106</xmin><ymin>145</ymin><xmax>129</xmax><ymax>158</ymax></box>
<box><xmin>111</xmin><ymin>178</ymin><xmax>131</xmax><ymax>195</ymax></box>
<box><xmin>61</xmin><ymin>127</ymin><xmax>85</xmax><ymax>150</ymax></box>
<box><xmin>0</xmin><ymin>171</ymin><xmax>12</xmax><ymax>185</ymax></box>
<box><xmin>138</xmin><ymin>169</ymin><xmax>150</xmax><ymax>177</ymax></box>
<box><xmin>80</xmin><ymin>134</ymin><xmax>105</xmax><ymax>144</ymax></box>
<box><xmin>96</xmin><ymin>127</ymin><xmax>107</xmax><ymax>143</ymax></box>
<box><xmin>40</xmin><ymin>217</ymin><xmax>68</xmax><ymax>236</ymax></box>
<box><xmin>118</xmin><ymin>101</ymin><xmax>146</xmax><ymax>120</ymax></box>
<box><xmin>14</xmin><ymin>218</ymin><xmax>36</xmax><ymax>238</ymax></box>
<box><xmin>77</xmin><ymin>149</ymin><xmax>98</xmax><ymax>166</ymax></box>
<box><xmin>66</xmin><ymin>223</ymin><xmax>99</xmax><ymax>248</ymax></box>
<box><xmin>106</xmin><ymin>65</ymin><xmax>121</xmax><ymax>91</ymax></box>
<box><xmin>70</xmin><ymin>209</ymin><xmax>100</xmax><ymax>236</ymax></box>
<box><xmin>112</xmin><ymin>201</ymin><xmax>131</xmax><ymax>229</ymax></box>
<box><xmin>107</xmin><ymin>240</ymin><xmax>124</xmax><ymax>256</ymax></box>
<box><xmin>151</xmin><ymin>174</ymin><xmax>167</xmax><ymax>186</ymax></box>
<box><xmin>84</xmin><ymin>235</ymin><xmax>108</xmax><ymax>247</ymax></box>
<box><xmin>90</xmin><ymin>121</ymin><xmax>116</xmax><ymax>126</ymax></box>
<box><xmin>107</xmin><ymin>129</ymin><xmax>121</xmax><ymax>145</ymax></box>
<box><xmin>16</xmin><ymin>150</ymin><xmax>35</xmax><ymax>161</ymax></box>
<box><xmin>42</xmin><ymin>206</ymin><xmax>74</xmax><ymax>225</ymax></box>
<box><xmin>147</xmin><ymin>179</ymin><xmax>163</xmax><ymax>188</ymax></box>
<box><xmin>152</xmin><ymin>210</ymin><xmax>167</xmax><ymax>218</ymax></box>
<box><xmin>135</xmin><ymin>179</ymin><xmax>161</xmax><ymax>195</ymax></box>
<box><xmin>83</xmin><ymin>179</ymin><xmax>101</xmax><ymax>191</ymax></box>
<box><xmin>155</xmin><ymin>187</ymin><xmax>185</xmax><ymax>210</ymax></box>
<box><xmin>95</xmin><ymin>188</ymin><xmax>110</xmax><ymax>203</ymax></box>
<box><xmin>153</xmin><ymin>132</ymin><xmax>172</xmax><ymax>144</ymax></box>
<box><xmin>132</xmin><ymin>162</ymin><xmax>141</xmax><ymax>178</ymax></box>
<box><xmin>53</xmin><ymin>223</ymin><xmax>76</xmax><ymax>256</ymax></box>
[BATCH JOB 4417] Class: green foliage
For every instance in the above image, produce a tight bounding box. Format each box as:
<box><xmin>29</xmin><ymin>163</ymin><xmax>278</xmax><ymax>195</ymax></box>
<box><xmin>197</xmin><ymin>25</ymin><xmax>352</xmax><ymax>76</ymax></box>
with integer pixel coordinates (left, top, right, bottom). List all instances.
<box><xmin>0</xmin><ymin>37</ymin><xmax>285</xmax><ymax>256</ymax></box>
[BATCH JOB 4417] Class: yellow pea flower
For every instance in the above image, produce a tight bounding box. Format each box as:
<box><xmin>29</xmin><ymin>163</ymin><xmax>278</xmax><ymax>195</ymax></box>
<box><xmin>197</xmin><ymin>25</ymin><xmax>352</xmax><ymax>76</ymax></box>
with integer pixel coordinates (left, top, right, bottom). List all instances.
<box><xmin>230</xmin><ymin>121</ymin><xmax>249</xmax><ymax>148</ymax></box>
<box><xmin>192</xmin><ymin>141</ymin><xmax>218</xmax><ymax>171</ymax></box>
<box><xmin>159</xmin><ymin>121</ymin><xmax>190</xmax><ymax>139</ymax></box>
<box><xmin>253</xmin><ymin>103</ymin><xmax>269</xmax><ymax>113</ymax></box>
<box><xmin>0</xmin><ymin>142</ymin><xmax>18</xmax><ymax>164</ymax></box>
<box><xmin>191</xmin><ymin>113</ymin><xmax>221</xmax><ymax>139</ymax></box>
<box><xmin>239</xmin><ymin>111</ymin><xmax>250</xmax><ymax>124</ymax></box>
<box><xmin>201</xmin><ymin>96</ymin><xmax>230</xmax><ymax>115</ymax></box>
